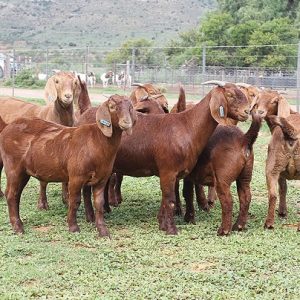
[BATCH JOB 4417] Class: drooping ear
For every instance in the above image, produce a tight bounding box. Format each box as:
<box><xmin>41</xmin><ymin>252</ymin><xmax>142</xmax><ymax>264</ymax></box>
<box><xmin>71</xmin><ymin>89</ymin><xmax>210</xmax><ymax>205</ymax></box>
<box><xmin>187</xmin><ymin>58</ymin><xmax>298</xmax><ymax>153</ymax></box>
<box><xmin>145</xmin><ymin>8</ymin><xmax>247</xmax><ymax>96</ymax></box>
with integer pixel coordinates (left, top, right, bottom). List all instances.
<box><xmin>277</xmin><ymin>96</ymin><xmax>290</xmax><ymax>118</ymax></box>
<box><xmin>209</xmin><ymin>89</ymin><xmax>228</xmax><ymax>125</ymax></box>
<box><xmin>268</xmin><ymin>115</ymin><xmax>299</xmax><ymax>140</ymax></box>
<box><xmin>96</xmin><ymin>102</ymin><xmax>112</xmax><ymax>137</ymax></box>
<box><xmin>44</xmin><ymin>77</ymin><xmax>57</xmax><ymax>103</ymax></box>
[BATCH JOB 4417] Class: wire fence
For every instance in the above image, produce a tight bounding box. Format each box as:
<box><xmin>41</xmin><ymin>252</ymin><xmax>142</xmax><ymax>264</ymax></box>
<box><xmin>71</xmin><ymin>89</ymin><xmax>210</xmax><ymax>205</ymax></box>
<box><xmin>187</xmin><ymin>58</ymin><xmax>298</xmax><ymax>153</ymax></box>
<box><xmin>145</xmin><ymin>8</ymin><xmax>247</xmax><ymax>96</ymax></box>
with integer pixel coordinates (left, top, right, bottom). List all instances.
<box><xmin>0</xmin><ymin>43</ymin><xmax>300</xmax><ymax>107</ymax></box>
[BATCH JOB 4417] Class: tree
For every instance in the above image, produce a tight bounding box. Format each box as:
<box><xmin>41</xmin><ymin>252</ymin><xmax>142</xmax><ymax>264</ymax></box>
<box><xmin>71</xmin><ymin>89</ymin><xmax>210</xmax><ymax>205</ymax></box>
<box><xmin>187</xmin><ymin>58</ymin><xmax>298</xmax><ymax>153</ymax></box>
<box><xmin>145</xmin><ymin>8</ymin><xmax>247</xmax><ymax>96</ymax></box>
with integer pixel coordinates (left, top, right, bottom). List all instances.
<box><xmin>105</xmin><ymin>38</ymin><xmax>163</xmax><ymax>66</ymax></box>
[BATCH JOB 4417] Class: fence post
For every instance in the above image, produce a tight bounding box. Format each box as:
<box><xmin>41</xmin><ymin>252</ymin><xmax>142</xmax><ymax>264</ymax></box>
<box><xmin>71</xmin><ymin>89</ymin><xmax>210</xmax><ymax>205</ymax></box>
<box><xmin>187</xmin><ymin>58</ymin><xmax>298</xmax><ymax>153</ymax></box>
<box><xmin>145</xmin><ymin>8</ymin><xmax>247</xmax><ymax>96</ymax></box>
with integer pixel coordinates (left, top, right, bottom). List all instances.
<box><xmin>297</xmin><ymin>41</ymin><xmax>300</xmax><ymax>112</ymax></box>
<box><xmin>85</xmin><ymin>45</ymin><xmax>89</xmax><ymax>82</ymax></box>
<box><xmin>202</xmin><ymin>45</ymin><xmax>206</xmax><ymax>95</ymax></box>
<box><xmin>131</xmin><ymin>47</ymin><xmax>135</xmax><ymax>83</ymax></box>
<box><xmin>12</xmin><ymin>48</ymin><xmax>15</xmax><ymax>97</ymax></box>
<box><xmin>46</xmin><ymin>48</ymin><xmax>49</xmax><ymax>79</ymax></box>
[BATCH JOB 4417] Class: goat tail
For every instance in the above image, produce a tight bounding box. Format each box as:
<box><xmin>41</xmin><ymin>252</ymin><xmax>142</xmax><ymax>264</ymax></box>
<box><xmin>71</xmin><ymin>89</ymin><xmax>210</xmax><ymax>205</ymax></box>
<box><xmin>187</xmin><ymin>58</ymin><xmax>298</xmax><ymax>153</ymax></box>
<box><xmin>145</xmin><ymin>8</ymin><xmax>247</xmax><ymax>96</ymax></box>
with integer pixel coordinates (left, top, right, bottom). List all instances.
<box><xmin>244</xmin><ymin>112</ymin><xmax>262</xmax><ymax>148</ymax></box>
<box><xmin>176</xmin><ymin>86</ymin><xmax>186</xmax><ymax>113</ymax></box>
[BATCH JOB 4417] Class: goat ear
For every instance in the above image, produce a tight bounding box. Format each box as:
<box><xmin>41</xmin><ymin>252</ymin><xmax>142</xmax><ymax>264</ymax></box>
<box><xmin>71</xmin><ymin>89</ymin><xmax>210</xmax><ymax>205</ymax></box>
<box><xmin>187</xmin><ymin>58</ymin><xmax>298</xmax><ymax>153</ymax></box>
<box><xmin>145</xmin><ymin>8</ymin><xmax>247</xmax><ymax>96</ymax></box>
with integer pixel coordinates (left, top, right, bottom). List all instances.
<box><xmin>209</xmin><ymin>90</ymin><xmax>228</xmax><ymax>125</ymax></box>
<box><xmin>44</xmin><ymin>77</ymin><xmax>57</xmax><ymax>103</ymax></box>
<box><xmin>277</xmin><ymin>96</ymin><xmax>290</xmax><ymax>118</ymax></box>
<box><xmin>96</xmin><ymin>102</ymin><xmax>113</xmax><ymax>137</ymax></box>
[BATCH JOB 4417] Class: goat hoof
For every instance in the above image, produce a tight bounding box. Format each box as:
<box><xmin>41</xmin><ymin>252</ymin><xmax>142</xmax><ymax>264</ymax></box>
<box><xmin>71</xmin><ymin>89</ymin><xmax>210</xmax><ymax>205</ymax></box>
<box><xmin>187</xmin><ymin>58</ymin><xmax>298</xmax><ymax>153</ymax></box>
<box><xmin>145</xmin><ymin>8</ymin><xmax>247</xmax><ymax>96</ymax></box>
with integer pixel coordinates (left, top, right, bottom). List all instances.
<box><xmin>184</xmin><ymin>213</ymin><xmax>195</xmax><ymax>224</ymax></box>
<box><xmin>208</xmin><ymin>201</ymin><xmax>215</xmax><ymax>208</ymax></box>
<box><xmin>13</xmin><ymin>221</ymin><xmax>24</xmax><ymax>234</ymax></box>
<box><xmin>37</xmin><ymin>201</ymin><xmax>49</xmax><ymax>210</ymax></box>
<box><xmin>217</xmin><ymin>227</ymin><xmax>230</xmax><ymax>236</ymax></box>
<box><xmin>166</xmin><ymin>226</ymin><xmax>178</xmax><ymax>235</ymax></box>
<box><xmin>116</xmin><ymin>196</ymin><xmax>123</xmax><ymax>205</ymax></box>
<box><xmin>264</xmin><ymin>222</ymin><xmax>274</xmax><ymax>230</ymax></box>
<box><xmin>69</xmin><ymin>224</ymin><xmax>80</xmax><ymax>233</ymax></box>
<box><xmin>86</xmin><ymin>214</ymin><xmax>95</xmax><ymax>223</ymax></box>
<box><xmin>98</xmin><ymin>226</ymin><xmax>110</xmax><ymax>238</ymax></box>
<box><xmin>278</xmin><ymin>211</ymin><xmax>287</xmax><ymax>218</ymax></box>
<box><xmin>0</xmin><ymin>190</ymin><xmax>4</xmax><ymax>198</ymax></box>
<box><xmin>175</xmin><ymin>207</ymin><xmax>182</xmax><ymax>216</ymax></box>
<box><xmin>109</xmin><ymin>200</ymin><xmax>119</xmax><ymax>208</ymax></box>
<box><xmin>201</xmin><ymin>205</ymin><xmax>210</xmax><ymax>212</ymax></box>
<box><xmin>232</xmin><ymin>223</ymin><xmax>245</xmax><ymax>231</ymax></box>
<box><xmin>159</xmin><ymin>221</ymin><xmax>167</xmax><ymax>231</ymax></box>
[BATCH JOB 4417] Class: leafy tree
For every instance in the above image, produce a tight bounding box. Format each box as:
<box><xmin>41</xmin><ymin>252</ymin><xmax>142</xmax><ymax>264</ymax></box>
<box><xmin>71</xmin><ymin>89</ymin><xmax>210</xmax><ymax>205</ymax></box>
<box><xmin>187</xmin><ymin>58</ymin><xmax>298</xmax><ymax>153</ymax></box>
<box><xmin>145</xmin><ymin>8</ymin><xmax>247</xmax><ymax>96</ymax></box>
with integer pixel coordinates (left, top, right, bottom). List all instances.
<box><xmin>105</xmin><ymin>38</ymin><xmax>163</xmax><ymax>66</ymax></box>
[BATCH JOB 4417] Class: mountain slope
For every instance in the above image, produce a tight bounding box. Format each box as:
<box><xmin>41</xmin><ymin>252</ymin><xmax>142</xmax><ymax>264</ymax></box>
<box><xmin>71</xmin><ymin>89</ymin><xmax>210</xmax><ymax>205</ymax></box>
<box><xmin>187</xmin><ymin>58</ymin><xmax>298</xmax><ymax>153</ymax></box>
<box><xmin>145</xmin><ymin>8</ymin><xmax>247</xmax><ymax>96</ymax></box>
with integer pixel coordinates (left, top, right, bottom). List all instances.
<box><xmin>0</xmin><ymin>0</ymin><xmax>216</xmax><ymax>49</ymax></box>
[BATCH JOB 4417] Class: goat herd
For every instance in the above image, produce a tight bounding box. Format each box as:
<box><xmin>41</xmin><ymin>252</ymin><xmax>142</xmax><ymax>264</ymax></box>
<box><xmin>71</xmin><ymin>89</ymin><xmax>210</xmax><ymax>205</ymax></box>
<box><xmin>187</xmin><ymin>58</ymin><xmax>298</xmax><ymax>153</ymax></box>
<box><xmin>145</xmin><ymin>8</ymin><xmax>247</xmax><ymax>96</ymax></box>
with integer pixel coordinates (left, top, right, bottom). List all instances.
<box><xmin>0</xmin><ymin>71</ymin><xmax>298</xmax><ymax>238</ymax></box>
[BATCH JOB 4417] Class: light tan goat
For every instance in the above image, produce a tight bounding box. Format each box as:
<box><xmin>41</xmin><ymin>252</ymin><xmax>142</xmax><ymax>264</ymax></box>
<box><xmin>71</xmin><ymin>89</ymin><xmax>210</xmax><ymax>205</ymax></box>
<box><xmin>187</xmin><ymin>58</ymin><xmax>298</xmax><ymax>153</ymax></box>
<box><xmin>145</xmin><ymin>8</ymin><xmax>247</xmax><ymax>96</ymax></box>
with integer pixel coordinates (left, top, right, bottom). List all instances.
<box><xmin>264</xmin><ymin>114</ymin><xmax>300</xmax><ymax>231</ymax></box>
<box><xmin>0</xmin><ymin>71</ymin><xmax>81</xmax><ymax>201</ymax></box>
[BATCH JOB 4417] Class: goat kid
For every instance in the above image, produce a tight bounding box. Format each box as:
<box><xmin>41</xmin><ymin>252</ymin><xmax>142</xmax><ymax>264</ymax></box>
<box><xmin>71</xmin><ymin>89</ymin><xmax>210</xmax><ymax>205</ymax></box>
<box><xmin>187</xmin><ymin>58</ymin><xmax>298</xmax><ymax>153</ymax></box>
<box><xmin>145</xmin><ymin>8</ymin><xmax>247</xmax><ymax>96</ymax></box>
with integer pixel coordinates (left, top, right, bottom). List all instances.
<box><xmin>183</xmin><ymin>112</ymin><xmax>262</xmax><ymax>235</ymax></box>
<box><xmin>0</xmin><ymin>95</ymin><xmax>136</xmax><ymax>236</ymax></box>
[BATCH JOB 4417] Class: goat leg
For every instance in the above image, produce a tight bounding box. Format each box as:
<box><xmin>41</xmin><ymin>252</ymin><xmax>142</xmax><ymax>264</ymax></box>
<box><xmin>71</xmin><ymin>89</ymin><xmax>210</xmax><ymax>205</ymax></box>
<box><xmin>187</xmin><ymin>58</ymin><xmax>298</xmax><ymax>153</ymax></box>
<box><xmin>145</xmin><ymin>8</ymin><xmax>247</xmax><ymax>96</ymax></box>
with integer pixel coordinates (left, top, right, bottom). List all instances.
<box><xmin>158</xmin><ymin>174</ymin><xmax>178</xmax><ymax>235</ymax></box>
<box><xmin>232</xmin><ymin>180</ymin><xmax>251</xmax><ymax>231</ymax></box>
<box><xmin>183</xmin><ymin>178</ymin><xmax>196</xmax><ymax>224</ymax></box>
<box><xmin>6</xmin><ymin>171</ymin><xmax>30</xmax><ymax>234</ymax></box>
<box><xmin>104</xmin><ymin>179</ymin><xmax>111</xmax><ymax>213</ymax></box>
<box><xmin>114</xmin><ymin>173</ymin><xmax>124</xmax><ymax>205</ymax></box>
<box><xmin>278</xmin><ymin>176</ymin><xmax>287</xmax><ymax>218</ymax></box>
<box><xmin>62</xmin><ymin>182</ymin><xmax>69</xmax><ymax>207</ymax></box>
<box><xmin>0</xmin><ymin>160</ymin><xmax>4</xmax><ymax>198</ymax></box>
<box><xmin>83</xmin><ymin>185</ymin><xmax>95</xmax><ymax>223</ymax></box>
<box><xmin>108</xmin><ymin>173</ymin><xmax>118</xmax><ymax>207</ymax></box>
<box><xmin>216</xmin><ymin>183</ymin><xmax>233</xmax><ymax>236</ymax></box>
<box><xmin>195</xmin><ymin>184</ymin><xmax>210</xmax><ymax>212</ymax></box>
<box><xmin>207</xmin><ymin>187</ymin><xmax>217</xmax><ymax>208</ymax></box>
<box><xmin>67</xmin><ymin>181</ymin><xmax>82</xmax><ymax>233</ymax></box>
<box><xmin>93</xmin><ymin>180</ymin><xmax>110</xmax><ymax>237</ymax></box>
<box><xmin>265</xmin><ymin>173</ymin><xmax>280</xmax><ymax>229</ymax></box>
<box><xmin>174</xmin><ymin>179</ymin><xmax>182</xmax><ymax>216</ymax></box>
<box><xmin>37</xmin><ymin>181</ymin><xmax>49</xmax><ymax>210</ymax></box>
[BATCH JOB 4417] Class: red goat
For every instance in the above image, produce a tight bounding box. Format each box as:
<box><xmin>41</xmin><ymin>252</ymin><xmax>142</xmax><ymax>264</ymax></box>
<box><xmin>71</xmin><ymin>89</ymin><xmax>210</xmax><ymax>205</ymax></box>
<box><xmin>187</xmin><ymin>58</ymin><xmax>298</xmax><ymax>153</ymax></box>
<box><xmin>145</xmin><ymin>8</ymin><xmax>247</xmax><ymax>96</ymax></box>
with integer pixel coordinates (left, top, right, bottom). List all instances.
<box><xmin>0</xmin><ymin>95</ymin><xmax>136</xmax><ymax>236</ymax></box>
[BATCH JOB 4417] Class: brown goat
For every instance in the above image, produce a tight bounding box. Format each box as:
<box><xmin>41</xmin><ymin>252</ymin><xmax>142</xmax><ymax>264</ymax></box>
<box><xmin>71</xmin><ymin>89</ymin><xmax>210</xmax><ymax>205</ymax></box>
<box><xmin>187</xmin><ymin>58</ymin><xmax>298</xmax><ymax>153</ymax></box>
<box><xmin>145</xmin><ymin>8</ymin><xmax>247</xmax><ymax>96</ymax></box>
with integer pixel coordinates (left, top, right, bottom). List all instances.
<box><xmin>78</xmin><ymin>81</ymin><xmax>250</xmax><ymax>234</ymax></box>
<box><xmin>183</xmin><ymin>112</ymin><xmax>262</xmax><ymax>235</ymax></box>
<box><xmin>0</xmin><ymin>95</ymin><xmax>136</xmax><ymax>236</ymax></box>
<box><xmin>0</xmin><ymin>72</ymin><xmax>81</xmax><ymax>200</ymax></box>
<box><xmin>108</xmin><ymin>87</ymin><xmax>187</xmax><ymax>208</ymax></box>
<box><xmin>264</xmin><ymin>114</ymin><xmax>300</xmax><ymax>230</ymax></box>
<box><xmin>131</xmin><ymin>83</ymin><xmax>169</xmax><ymax>113</ymax></box>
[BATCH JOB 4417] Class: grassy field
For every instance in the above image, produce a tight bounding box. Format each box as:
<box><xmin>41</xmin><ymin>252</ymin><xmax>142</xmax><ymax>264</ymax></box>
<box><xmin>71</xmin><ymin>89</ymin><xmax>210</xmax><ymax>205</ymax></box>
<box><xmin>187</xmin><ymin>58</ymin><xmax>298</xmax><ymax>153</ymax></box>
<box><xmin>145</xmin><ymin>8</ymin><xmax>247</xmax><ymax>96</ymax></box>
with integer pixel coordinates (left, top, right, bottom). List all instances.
<box><xmin>1</xmin><ymin>103</ymin><xmax>300</xmax><ymax>299</ymax></box>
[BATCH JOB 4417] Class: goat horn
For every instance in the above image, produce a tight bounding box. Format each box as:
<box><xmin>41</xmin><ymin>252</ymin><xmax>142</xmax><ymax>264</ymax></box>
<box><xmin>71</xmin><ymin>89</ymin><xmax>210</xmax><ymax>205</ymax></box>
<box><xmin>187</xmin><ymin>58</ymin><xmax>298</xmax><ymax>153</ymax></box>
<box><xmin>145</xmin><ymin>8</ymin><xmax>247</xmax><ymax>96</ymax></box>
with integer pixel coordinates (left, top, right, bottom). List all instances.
<box><xmin>201</xmin><ymin>80</ymin><xmax>226</xmax><ymax>87</ymax></box>
<box><xmin>236</xmin><ymin>82</ymin><xmax>251</xmax><ymax>88</ymax></box>
<box><xmin>151</xmin><ymin>94</ymin><xmax>163</xmax><ymax>99</ymax></box>
<box><xmin>277</xmin><ymin>90</ymin><xmax>288</xmax><ymax>95</ymax></box>
<box><xmin>131</xmin><ymin>83</ymin><xmax>145</xmax><ymax>88</ymax></box>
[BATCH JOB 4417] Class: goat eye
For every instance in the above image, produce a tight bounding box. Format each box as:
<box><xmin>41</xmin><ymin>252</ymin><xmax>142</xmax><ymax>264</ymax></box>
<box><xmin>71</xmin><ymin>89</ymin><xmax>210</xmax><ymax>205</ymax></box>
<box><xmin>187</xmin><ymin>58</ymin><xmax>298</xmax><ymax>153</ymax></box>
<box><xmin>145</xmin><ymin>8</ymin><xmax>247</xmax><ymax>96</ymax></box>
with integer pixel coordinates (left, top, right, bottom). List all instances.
<box><xmin>55</xmin><ymin>80</ymin><xmax>59</xmax><ymax>84</ymax></box>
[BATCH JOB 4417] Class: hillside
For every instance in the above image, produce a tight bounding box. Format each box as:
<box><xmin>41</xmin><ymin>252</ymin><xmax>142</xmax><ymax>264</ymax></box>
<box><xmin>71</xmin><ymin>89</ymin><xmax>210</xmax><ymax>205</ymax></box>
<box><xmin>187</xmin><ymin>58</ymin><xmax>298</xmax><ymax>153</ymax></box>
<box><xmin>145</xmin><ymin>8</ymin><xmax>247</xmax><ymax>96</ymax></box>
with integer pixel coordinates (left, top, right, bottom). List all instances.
<box><xmin>0</xmin><ymin>0</ymin><xmax>216</xmax><ymax>49</ymax></box>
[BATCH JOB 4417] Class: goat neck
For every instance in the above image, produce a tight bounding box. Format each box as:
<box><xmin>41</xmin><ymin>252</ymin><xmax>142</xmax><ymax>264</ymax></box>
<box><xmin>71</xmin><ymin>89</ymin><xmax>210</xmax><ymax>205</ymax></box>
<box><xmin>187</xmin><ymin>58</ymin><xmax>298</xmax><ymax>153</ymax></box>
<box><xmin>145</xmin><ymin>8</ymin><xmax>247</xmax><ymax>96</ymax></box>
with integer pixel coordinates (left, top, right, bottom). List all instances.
<box><xmin>182</xmin><ymin>91</ymin><xmax>219</xmax><ymax>154</ymax></box>
<box><xmin>54</xmin><ymin>99</ymin><xmax>75</xmax><ymax>127</ymax></box>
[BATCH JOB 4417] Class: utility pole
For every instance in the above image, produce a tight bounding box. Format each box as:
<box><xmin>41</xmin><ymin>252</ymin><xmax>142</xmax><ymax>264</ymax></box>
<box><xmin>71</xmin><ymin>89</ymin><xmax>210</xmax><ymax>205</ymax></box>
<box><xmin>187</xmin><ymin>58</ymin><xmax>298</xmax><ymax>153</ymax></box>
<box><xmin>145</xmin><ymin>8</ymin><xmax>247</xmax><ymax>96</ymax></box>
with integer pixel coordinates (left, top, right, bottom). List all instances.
<box><xmin>131</xmin><ymin>48</ymin><xmax>135</xmax><ymax>83</ymax></box>
<box><xmin>85</xmin><ymin>45</ymin><xmax>89</xmax><ymax>82</ymax></box>
<box><xmin>12</xmin><ymin>48</ymin><xmax>15</xmax><ymax>97</ymax></box>
<box><xmin>202</xmin><ymin>45</ymin><xmax>206</xmax><ymax>78</ymax></box>
<box><xmin>46</xmin><ymin>48</ymin><xmax>49</xmax><ymax>79</ymax></box>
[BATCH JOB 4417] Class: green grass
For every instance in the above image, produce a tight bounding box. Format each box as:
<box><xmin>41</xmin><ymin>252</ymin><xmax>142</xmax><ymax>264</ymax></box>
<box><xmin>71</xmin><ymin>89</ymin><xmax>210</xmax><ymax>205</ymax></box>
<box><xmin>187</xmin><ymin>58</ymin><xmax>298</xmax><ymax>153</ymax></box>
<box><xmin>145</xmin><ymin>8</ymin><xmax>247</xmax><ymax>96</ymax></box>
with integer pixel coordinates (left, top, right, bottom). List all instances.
<box><xmin>1</xmin><ymin>101</ymin><xmax>300</xmax><ymax>299</ymax></box>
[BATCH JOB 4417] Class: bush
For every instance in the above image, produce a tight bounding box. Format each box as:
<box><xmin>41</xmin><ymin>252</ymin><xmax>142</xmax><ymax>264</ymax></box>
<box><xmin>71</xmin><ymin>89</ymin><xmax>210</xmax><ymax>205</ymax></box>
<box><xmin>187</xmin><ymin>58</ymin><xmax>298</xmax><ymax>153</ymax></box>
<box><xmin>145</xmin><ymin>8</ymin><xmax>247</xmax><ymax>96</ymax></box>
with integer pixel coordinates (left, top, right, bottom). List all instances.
<box><xmin>4</xmin><ymin>69</ymin><xmax>45</xmax><ymax>88</ymax></box>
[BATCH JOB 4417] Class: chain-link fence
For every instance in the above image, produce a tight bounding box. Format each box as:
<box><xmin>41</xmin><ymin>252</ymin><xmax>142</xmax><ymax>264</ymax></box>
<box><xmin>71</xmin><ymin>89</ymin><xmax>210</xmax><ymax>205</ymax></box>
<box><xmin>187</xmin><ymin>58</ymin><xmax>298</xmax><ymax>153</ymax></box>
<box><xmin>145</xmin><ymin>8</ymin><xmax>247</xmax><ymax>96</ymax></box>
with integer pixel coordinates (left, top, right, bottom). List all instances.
<box><xmin>0</xmin><ymin>44</ymin><xmax>300</xmax><ymax>104</ymax></box>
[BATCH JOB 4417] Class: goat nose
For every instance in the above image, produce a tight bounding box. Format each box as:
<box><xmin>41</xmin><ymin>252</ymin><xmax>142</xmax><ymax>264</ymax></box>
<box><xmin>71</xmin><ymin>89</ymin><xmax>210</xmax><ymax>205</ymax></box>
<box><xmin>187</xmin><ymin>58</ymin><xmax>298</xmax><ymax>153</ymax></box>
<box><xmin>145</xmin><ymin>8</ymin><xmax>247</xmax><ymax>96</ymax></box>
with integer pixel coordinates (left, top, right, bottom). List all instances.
<box><xmin>65</xmin><ymin>93</ymin><xmax>72</xmax><ymax>99</ymax></box>
<box><xmin>258</xmin><ymin>110</ymin><xmax>264</xmax><ymax>115</ymax></box>
<box><xmin>244</xmin><ymin>109</ymin><xmax>250</xmax><ymax>115</ymax></box>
